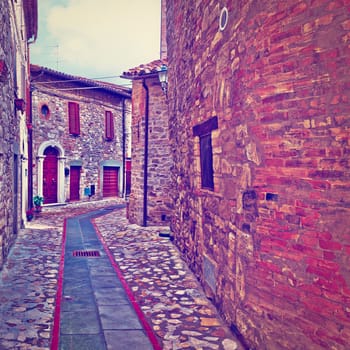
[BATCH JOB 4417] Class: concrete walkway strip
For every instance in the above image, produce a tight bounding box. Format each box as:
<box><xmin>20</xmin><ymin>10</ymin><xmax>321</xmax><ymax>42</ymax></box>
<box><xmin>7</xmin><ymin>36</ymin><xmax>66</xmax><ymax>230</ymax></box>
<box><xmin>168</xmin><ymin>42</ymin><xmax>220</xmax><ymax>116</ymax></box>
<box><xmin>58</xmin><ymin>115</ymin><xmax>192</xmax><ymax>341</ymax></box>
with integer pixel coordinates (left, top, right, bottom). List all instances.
<box><xmin>51</xmin><ymin>207</ymin><xmax>161</xmax><ymax>350</ymax></box>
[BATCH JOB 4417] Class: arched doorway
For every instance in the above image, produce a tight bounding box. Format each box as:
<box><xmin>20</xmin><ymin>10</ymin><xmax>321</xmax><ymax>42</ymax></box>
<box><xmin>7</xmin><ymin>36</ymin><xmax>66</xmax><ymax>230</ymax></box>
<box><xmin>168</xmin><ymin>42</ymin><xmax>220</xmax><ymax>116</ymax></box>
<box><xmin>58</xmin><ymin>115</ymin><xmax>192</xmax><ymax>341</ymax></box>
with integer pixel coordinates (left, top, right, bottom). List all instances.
<box><xmin>37</xmin><ymin>141</ymin><xmax>65</xmax><ymax>204</ymax></box>
<box><xmin>43</xmin><ymin>146</ymin><xmax>58</xmax><ymax>203</ymax></box>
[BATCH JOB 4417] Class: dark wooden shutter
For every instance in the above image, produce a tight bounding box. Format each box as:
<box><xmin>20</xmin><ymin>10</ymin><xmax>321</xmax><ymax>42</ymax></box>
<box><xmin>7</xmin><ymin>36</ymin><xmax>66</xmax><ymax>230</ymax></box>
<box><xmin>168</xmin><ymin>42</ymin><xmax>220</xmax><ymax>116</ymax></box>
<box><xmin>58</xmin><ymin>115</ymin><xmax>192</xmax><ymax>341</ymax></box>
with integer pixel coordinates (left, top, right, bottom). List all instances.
<box><xmin>105</xmin><ymin>111</ymin><xmax>114</xmax><ymax>140</ymax></box>
<box><xmin>68</xmin><ymin>102</ymin><xmax>80</xmax><ymax>135</ymax></box>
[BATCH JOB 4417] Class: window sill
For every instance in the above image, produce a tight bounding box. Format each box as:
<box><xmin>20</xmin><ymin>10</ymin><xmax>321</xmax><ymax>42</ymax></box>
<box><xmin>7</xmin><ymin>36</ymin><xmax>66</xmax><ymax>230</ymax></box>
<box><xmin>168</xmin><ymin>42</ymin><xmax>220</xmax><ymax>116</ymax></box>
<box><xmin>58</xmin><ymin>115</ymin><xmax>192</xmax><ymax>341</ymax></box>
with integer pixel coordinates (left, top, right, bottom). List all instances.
<box><xmin>193</xmin><ymin>187</ymin><xmax>223</xmax><ymax>198</ymax></box>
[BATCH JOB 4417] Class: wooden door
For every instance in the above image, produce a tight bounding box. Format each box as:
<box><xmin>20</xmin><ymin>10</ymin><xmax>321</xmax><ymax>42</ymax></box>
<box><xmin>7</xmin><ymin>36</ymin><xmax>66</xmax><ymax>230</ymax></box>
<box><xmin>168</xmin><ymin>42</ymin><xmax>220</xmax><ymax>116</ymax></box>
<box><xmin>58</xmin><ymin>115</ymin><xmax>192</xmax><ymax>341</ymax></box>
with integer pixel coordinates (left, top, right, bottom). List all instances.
<box><xmin>43</xmin><ymin>147</ymin><xmax>58</xmax><ymax>204</ymax></box>
<box><xmin>13</xmin><ymin>154</ymin><xmax>18</xmax><ymax>235</ymax></box>
<box><xmin>70</xmin><ymin>166</ymin><xmax>80</xmax><ymax>201</ymax></box>
<box><xmin>125</xmin><ymin>159</ymin><xmax>131</xmax><ymax>196</ymax></box>
<box><xmin>103</xmin><ymin>167</ymin><xmax>119</xmax><ymax>197</ymax></box>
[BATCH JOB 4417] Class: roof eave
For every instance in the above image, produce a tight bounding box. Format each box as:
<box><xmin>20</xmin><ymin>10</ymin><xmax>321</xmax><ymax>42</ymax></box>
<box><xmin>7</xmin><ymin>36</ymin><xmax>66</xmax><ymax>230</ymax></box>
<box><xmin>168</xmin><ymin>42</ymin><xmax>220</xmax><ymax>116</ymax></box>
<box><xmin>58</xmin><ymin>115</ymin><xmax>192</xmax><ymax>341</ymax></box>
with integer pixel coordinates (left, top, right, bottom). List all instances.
<box><xmin>31</xmin><ymin>65</ymin><xmax>131</xmax><ymax>98</ymax></box>
<box><xmin>120</xmin><ymin>72</ymin><xmax>160</xmax><ymax>81</ymax></box>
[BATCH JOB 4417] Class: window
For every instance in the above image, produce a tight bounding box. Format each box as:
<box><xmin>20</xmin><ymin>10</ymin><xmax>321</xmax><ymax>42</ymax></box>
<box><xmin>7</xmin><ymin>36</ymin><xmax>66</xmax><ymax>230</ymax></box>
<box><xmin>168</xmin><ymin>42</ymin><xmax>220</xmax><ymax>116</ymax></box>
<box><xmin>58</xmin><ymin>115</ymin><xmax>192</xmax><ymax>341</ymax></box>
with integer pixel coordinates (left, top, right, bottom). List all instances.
<box><xmin>105</xmin><ymin>111</ymin><xmax>114</xmax><ymax>140</ymax></box>
<box><xmin>219</xmin><ymin>7</ymin><xmax>229</xmax><ymax>31</ymax></box>
<box><xmin>40</xmin><ymin>104</ymin><xmax>50</xmax><ymax>118</ymax></box>
<box><xmin>68</xmin><ymin>102</ymin><xmax>80</xmax><ymax>135</ymax></box>
<box><xmin>199</xmin><ymin>133</ymin><xmax>214</xmax><ymax>190</ymax></box>
<box><xmin>193</xmin><ymin>116</ymin><xmax>218</xmax><ymax>191</ymax></box>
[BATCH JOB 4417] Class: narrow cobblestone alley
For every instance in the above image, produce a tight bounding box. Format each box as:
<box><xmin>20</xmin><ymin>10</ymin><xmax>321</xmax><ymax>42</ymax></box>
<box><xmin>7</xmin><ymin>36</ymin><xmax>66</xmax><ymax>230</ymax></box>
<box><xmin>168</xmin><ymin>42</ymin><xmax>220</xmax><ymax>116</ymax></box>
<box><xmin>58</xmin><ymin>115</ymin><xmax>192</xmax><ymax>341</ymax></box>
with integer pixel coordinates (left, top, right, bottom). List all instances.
<box><xmin>0</xmin><ymin>200</ymin><xmax>243</xmax><ymax>350</ymax></box>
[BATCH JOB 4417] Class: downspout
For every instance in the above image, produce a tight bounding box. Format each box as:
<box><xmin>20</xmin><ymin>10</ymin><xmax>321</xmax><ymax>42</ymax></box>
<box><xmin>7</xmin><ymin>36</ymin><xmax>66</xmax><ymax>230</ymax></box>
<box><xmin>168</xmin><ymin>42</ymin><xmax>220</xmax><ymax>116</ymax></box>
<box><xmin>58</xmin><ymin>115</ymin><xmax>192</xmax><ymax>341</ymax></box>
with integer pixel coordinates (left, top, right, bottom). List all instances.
<box><xmin>122</xmin><ymin>98</ymin><xmax>126</xmax><ymax>198</ymax></box>
<box><xmin>27</xmin><ymin>44</ymin><xmax>36</xmax><ymax>211</ymax></box>
<box><xmin>27</xmin><ymin>86</ymin><xmax>33</xmax><ymax>210</ymax></box>
<box><xmin>142</xmin><ymin>79</ymin><xmax>149</xmax><ymax>227</ymax></box>
<box><xmin>25</xmin><ymin>0</ymin><xmax>37</xmax><ymax>212</ymax></box>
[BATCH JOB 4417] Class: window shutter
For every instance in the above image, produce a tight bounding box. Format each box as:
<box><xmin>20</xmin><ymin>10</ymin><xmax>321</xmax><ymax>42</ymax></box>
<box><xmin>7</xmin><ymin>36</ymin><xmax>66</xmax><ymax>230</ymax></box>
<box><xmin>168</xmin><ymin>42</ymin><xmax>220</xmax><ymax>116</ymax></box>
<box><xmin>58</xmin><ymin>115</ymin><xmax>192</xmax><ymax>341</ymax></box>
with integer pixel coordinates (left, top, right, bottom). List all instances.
<box><xmin>105</xmin><ymin>111</ymin><xmax>114</xmax><ymax>140</ymax></box>
<box><xmin>68</xmin><ymin>102</ymin><xmax>80</xmax><ymax>135</ymax></box>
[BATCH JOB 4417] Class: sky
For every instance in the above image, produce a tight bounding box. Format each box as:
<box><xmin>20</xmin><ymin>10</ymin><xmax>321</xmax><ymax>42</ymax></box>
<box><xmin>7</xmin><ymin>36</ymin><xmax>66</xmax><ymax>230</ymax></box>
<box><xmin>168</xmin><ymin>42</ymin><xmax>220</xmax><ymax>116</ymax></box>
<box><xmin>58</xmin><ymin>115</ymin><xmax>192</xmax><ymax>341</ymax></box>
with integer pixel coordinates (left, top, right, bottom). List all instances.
<box><xmin>30</xmin><ymin>0</ymin><xmax>161</xmax><ymax>86</ymax></box>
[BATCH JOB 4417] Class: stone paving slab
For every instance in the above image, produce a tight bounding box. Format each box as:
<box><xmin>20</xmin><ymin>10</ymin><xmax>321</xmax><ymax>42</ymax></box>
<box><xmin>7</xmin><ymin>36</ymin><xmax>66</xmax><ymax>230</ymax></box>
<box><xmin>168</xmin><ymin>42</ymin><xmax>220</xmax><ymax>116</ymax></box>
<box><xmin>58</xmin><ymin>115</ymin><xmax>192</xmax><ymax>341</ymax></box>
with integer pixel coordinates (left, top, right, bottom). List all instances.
<box><xmin>59</xmin><ymin>334</ymin><xmax>106</xmax><ymax>350</ymax></box>
<box><xmin>104</xmin><ymin>330</ymin><xmax>154</xmax><ymax>350</ymax></box>
<box><xmin>99</xmin><ymin>304</ymin><xmax>142</xmax><ymax>329</ymax></box>
<box><xmin>60</xmin><ymin>310</ymin><xmax>101</xmax><ymax>334</ymax></box>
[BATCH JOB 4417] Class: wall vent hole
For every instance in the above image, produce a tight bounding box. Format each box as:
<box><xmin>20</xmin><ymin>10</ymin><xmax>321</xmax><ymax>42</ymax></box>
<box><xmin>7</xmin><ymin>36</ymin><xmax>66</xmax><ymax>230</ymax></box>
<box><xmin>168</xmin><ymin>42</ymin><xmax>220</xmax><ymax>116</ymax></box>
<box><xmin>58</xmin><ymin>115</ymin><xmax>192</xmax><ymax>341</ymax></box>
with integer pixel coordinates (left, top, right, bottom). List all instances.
<box><xmin>266</xmin><ymin>193</ymin><xmax>278</xmax><ymax>201</ymax></box>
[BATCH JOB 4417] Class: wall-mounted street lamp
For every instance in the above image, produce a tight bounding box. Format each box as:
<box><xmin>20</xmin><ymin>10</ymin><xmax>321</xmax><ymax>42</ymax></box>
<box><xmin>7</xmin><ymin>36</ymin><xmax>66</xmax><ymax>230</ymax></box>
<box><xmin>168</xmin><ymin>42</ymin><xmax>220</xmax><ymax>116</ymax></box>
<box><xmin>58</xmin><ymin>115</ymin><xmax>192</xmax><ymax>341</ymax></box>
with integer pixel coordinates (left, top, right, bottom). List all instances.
<box><xmin>158</xmin><ymin>64</ymin><xmax>168</xmax><ymax>96</ymax></box>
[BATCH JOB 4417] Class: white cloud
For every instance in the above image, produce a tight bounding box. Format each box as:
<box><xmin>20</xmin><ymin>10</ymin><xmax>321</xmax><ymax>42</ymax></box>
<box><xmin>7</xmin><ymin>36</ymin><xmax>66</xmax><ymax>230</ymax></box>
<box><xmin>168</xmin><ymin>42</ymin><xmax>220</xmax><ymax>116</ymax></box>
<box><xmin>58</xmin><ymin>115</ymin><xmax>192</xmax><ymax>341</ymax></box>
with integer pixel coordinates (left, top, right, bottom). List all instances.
<box><xmin>31</xmin><ymin>0</ymin><xmax>161</xmax><ymax>82</ymax></box>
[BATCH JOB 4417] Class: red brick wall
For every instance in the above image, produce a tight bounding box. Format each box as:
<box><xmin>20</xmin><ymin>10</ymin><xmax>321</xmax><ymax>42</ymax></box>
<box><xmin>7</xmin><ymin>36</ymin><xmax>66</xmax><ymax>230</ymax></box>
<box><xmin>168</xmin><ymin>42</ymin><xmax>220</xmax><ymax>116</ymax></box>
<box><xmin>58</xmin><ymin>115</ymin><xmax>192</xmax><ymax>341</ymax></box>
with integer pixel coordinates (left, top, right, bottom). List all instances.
<box><xmin>167</xmin><ymin>1</ymin><xmax>350</xmax><ymax>349</ymax></box>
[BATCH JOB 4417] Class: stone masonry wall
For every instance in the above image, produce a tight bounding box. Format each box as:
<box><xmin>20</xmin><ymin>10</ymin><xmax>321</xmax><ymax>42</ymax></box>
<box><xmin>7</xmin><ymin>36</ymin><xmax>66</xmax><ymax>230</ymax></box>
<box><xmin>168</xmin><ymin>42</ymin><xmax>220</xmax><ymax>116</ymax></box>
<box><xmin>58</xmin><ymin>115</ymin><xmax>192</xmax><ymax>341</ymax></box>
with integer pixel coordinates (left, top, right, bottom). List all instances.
<box><xmin>0</xmin><ymin>0</ymin><xmax>17</xmax><ymax>269</ymax></box>
<box><xmin>32</xmin><ymin>85</ymin><xmax>127</xmax><ymax>202</ymax></box>
<box><xmin>167</xmin><ymin>1</ymin><xmax>350</xmax><ymax>349</ymax></box>
<box><xmin>128</xmin><ymin>80</ymin><xmax>145</xmax><ymax>224</ymax></box>
<box><xmin>128</xmin><ymin>77</ymin><xmax>173</xmax><ymax>226</ymax></box>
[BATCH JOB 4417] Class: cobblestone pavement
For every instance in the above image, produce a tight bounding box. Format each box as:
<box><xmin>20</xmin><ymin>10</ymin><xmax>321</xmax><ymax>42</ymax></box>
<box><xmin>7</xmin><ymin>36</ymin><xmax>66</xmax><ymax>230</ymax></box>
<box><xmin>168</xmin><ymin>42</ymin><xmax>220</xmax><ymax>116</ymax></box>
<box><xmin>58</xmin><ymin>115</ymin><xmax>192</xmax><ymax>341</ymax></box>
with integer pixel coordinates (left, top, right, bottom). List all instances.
<box><xmin>94</xmin><ymin>208</ymin><xmax>243</xmax><ymax>350</ymax></box>
<box><xmin>0</xmin><ymin>200</ymin><xmax>118</xmax><ymax>350</ymax></box>
<box><xmin>0</xmin><ymin>200</ymin><xmax>243</xmax><ymax>350</ymax></box>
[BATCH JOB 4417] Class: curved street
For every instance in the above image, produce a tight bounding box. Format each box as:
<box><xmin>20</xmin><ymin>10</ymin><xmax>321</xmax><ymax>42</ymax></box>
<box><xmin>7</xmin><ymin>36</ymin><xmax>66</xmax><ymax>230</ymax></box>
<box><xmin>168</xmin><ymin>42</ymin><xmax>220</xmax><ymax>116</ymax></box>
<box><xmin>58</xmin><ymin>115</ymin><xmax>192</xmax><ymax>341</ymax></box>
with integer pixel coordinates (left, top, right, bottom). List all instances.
<box><xmin>0</xmin><ymin>200</ymin><xmax>243</xmax><ymax>350</ymax></box>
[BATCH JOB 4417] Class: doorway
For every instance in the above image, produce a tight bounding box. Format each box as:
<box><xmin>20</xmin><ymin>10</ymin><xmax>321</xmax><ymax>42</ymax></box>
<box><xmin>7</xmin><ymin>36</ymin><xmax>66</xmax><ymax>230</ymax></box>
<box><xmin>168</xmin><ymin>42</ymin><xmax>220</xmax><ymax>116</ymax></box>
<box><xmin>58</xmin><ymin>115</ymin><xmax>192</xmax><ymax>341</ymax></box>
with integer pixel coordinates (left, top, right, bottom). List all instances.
<box><xmin>70</xmin><ymin>166</ymin><xmax>81</xmax><ymax>201</ymax></box>
<box><xmin>103</xmin><ymin>166</ymin><xmax>119</xmax><ymax>197</ymax></box>
<box><xmin>43</xmin><ymin>146</ymin><xmax>58</xmax><ymax>204</ymax></box>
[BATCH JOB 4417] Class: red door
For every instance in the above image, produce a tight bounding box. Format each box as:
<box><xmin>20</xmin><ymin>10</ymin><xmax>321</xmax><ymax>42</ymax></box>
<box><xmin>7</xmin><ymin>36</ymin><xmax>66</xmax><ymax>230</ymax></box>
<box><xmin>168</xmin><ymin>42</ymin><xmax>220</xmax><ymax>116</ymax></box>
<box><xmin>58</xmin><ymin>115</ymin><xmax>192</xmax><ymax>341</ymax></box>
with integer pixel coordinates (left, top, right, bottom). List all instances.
<box><xmin>103</xmin><ymin>167</ymin><xmax>119</xmax><ymax>197</ymax></box>
<box><xmin>70</xmin><ymin>166</ymin><xmax>80</xmax><ymax>201</ymax></box>
<box><xmin>43</xmin><ymin>147</ymin><xmax>58</xmax><ymax>204</ymax></box>
<box><xmin>125</xmin><ymin>159</ymin><xmax>131</xmax><ymax>196</ymax></box>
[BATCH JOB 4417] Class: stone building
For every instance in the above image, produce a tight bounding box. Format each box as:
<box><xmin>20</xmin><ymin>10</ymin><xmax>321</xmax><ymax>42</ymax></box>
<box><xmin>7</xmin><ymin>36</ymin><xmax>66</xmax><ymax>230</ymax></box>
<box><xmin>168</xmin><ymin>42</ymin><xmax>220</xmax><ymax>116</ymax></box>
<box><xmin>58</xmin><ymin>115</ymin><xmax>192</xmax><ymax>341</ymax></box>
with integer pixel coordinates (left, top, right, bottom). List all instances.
<box><xmin>121</xmin><ymin>59</ymin><xmax>173</xmax><ymax>226</ymax></box>
<box><xmin>0</xmin><ymin>0</ymin><xmax>37</xmax><ymax>269</ymax></box>
<box><xmin>30</xmin><ymin>65</ymin><xmax>131</xmax><ymax>204</ymax></box>
<box><xmin>166</xmin><ymin>1</ymin><xmax>350</xmax><ymax>349</ymax></box>
<box><xmin>121</xmin><ymin>0</ymin><xmax>172</xmax><ymax>227</ymax></box>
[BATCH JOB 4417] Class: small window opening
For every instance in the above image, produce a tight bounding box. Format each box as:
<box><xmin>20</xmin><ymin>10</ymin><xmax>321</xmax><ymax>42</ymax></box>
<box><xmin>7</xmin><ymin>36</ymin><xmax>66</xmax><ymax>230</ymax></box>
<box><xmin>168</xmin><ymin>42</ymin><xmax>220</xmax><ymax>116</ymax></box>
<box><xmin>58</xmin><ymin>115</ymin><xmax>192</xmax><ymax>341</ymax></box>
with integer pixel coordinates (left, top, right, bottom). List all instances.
<box><xmin>40</xmin><ymin>104</ymin><xmax>50</xmax><ymax>118</ymax></box>
<box><xmin>200</xmin><ymin>133</ymin><xmax>214</xmax><ymax>190</ymax></box>
<box><xmin>193</xmin><ymin>116</ymin><xmax>218</xmax><ymax>191</ymax></box>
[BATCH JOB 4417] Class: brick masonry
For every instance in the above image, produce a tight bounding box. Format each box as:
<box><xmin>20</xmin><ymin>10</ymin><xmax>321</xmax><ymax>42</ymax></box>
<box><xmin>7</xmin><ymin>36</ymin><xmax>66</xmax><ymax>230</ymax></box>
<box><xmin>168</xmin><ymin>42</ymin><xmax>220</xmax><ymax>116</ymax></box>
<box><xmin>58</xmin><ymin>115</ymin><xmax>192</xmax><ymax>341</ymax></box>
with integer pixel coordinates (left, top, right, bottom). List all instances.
<box><xmin>128</xmin><ymin>76</ymin><xmax>173</xmax><ymax>226</ymax></box>
<box><xmin>31</xmin><ymin>67</ymin><xmax>131</xmax><ymax>203</ymax></box>
<box><xmin>167</xmin><ymin>1</ymin><xmax>350</xmax><ymax>349</ymax></box>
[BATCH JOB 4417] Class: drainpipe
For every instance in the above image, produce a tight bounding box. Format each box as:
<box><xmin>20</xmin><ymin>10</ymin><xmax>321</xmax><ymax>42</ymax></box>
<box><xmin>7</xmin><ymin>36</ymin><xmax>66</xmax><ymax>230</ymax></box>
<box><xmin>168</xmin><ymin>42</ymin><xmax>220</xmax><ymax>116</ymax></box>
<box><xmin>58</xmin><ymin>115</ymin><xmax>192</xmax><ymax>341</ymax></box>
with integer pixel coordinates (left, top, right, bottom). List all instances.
<box><xmin>27</xmin><ymin>37</ymin><xmax>37</xmax><ymax>211</ymax></box>
<box><xmin>122</xmin><ymin>98</ymin><xmax>126</xmax><ymax>198</ymax></box>
<box><xmin>27</xmin><ymin>86</ymin><xmax>33</xmax><ymax>210</ymax></box>
<box><xmin>142</xmin><ymin>79</ymin><xmax>149</xmax><ymax>227</ymax></box>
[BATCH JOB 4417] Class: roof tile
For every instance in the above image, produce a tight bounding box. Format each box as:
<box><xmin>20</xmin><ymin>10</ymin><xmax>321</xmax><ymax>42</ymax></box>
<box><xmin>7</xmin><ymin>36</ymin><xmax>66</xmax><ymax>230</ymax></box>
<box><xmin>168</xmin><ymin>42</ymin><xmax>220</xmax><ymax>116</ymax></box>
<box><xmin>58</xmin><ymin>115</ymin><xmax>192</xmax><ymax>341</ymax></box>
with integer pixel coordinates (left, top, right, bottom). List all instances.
<box><xmin>122</xmin><ymin>59</ymin><xmax>168</xmax><ymax>78</ymax></box>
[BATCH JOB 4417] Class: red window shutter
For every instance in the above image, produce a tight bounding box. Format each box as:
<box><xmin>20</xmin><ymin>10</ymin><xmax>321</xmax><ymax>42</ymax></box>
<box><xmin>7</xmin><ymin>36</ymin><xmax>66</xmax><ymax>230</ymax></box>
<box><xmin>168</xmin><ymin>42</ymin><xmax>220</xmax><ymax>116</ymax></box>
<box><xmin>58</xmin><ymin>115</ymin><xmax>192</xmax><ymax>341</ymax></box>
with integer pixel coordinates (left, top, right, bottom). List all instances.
<box><xmin>105</xmin><ymin>111</ymin><xmax>114</xmax><ymax>140</ymax></box>
<box><xmin>68</xmin><ymin>102</ymin><xmax>80</xmax><ymax>135</ymax></box>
